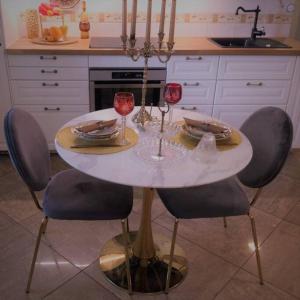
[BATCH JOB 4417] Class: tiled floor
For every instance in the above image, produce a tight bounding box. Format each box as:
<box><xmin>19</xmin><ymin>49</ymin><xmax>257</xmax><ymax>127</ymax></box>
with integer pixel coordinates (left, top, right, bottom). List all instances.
<box><xmin>0</xmin><ymin>152</ymin><xmax>300</xmax><ymax>300</ymax></box>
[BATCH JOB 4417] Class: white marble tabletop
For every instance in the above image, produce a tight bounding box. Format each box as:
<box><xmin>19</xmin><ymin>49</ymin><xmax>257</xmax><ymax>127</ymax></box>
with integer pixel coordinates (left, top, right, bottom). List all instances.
<box><xmin>55</xmin><ymin>107</ymin><xmax>253</xmax><ymax>188</ymax></box>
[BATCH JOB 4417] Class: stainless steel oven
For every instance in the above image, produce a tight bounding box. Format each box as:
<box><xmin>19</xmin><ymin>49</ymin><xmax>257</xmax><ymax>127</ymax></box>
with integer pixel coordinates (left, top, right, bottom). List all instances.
<box><xmin>89</xmin><ymin>68</ymin><xmax>166</xmax><ymax>111</ymax></box>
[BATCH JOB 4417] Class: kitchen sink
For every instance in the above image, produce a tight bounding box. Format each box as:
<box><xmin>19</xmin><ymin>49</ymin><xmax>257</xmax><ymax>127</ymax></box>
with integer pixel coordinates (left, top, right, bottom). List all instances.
<box><xmin>210</xmin><ymin>37</ymin><xmax>291</xmax><ymax>48</ymax></box>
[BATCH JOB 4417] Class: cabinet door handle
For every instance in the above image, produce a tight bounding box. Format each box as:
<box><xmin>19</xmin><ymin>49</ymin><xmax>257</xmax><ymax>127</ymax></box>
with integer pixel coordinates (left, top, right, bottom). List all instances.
<box><xmin>183</xmin><ymin>82</ymin><xmax>200</xmax><ymax>87</ymax></box>
<box><xmin>186</xmin><ymin>56</ymin><xmax>202</xmax><ymax>61</ymax></box>
<box><xmin>246</xmin><ymin>82</ymin><xmax>263</xmax><ymax>87</ymax></box>
<box><xmin>41</xmin><ymin>69</ymin><xmax>58</xmax><ymax>74</ymax></box>
<box><xmin>40</xmin><ymin>55</ymin><xmax>57</xmax><ymax>60</ymax></box>
<box><xmin>42</xmin><ymin>82</ymin><xmax>59</xmax><ymax>87</ymax></box>
<box><xmin>181</xmin><ymin>106</ymin><xmax>197</xmax><ymax>111</ymax></box>
<box><xmin>44</xmin><ymin>107</ymin><xmax>60</xmax><ymax>111</ymax></box>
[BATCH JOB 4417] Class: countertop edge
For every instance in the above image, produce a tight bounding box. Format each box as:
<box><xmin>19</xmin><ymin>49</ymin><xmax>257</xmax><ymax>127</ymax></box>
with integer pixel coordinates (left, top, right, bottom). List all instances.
<box><xmin>5</xmin><ymin>37</ymin><xmax>300</xmax><ymax>56</ymax></box>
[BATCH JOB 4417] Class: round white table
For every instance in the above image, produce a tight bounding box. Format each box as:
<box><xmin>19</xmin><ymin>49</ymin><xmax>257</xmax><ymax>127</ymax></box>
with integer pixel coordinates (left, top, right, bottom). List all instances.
<box><xmin>55</xmin><ymin>107</ymin><xmax>253</xmax><ymax>294</ymax></box>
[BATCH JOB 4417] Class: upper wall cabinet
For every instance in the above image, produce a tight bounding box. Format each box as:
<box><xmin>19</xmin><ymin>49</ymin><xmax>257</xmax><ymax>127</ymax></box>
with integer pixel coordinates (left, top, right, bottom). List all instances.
<box><xmin>167</xmin><ymin>56</ymin><xmax>219</xmax><ymax>80</ymax></box>
<box><xmin>218</xmin><ymin>56</ymin><xmax>296</xmax><ymax>80</ymax></box>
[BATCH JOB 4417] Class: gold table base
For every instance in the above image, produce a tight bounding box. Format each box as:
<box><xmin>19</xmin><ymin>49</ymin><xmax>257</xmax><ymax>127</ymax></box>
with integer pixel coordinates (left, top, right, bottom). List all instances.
<box><xmin>99</xmin><ymin>231</ymin><xmax>188</xmax><ymax>294</ymax></box>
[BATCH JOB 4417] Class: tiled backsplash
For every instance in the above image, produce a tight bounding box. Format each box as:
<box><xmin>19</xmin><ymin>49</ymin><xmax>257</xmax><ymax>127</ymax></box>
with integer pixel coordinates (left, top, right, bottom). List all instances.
<box><xmin>1</xmin><ymin>0</ymin><xmax>295</xmax><ymax>46</ymax></box>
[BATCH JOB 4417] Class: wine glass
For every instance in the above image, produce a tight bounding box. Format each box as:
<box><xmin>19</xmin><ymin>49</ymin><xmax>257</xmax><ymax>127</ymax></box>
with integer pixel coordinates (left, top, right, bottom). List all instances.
<box><xmin>114</xmin><ymin>92</ymin><xmax>135</xmax><ymax>145</ymax></box>
<box><xmin>164</xmin><ymin>83</ymin><xmax>182</xmax><ymax>123</ymax></box>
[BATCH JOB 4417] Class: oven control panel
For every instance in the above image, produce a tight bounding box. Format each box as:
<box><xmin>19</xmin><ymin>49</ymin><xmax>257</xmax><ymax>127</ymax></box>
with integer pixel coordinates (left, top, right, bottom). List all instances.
<box><xmin>112</xmin><ymin>72</ymin><xmax>143</xmax><ymax>79</ymax></box>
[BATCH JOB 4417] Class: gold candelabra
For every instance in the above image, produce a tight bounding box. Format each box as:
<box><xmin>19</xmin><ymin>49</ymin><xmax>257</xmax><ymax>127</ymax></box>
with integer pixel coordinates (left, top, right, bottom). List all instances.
<box><xmin>121</xmin><ymin>0</ymin><xmax>177</xmax><ymax>126</ymax></box>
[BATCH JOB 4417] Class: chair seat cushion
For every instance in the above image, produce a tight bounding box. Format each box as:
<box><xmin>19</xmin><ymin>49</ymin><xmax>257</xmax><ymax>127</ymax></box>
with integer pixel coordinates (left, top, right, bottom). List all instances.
<box><xmin>157</xmin><ymin>177</ymin><xmax>250</xmax><ymax>219</ymax></box>
<box><xmin>43</xmin><ymin>169</ymin><xmax>133</xmax><ymax>220</ymax></box>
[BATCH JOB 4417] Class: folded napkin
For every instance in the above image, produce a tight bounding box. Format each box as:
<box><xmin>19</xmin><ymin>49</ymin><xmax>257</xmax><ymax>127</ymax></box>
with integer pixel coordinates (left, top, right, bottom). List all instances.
<box><xmin>77</xmin><ymin>119</ymin><xmax>117</xmax><ymax>134</ymax></box>
<box><xmin>183</xmin><ymin>117</ymin><xmax>228</xmax><ymax>135</ymax></box>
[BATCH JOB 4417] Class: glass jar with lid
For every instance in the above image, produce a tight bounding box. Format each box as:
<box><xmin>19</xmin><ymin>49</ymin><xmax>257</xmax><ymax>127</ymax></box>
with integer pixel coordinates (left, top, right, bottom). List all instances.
<box><xmin>38</xmin><ymin>2</ymin><xmax>68</xmax><ymax>42</ymax></box>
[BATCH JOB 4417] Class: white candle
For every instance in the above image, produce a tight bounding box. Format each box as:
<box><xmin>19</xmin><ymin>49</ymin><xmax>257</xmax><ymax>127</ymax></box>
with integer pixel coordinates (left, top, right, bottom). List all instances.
<box><xmin>159</xmin><ymin>0</ymin><xmax>166</xmax><ymax>35</ymax></box>
<box><xmin>130</xmin><ymin>0</ymin><xmax>137</xmax><ymax>40</ymax></box>
<box><xmin>145</xmin><ymin>0</ymin><xmax>152</xmax><ymax>43</ymax></box>
<box><xmin>122</xmin><ymin>0</ymin><xmax>127</xmax><ymax>37</ymax></box>
<box><xmin>168</xmin><ymin>0</ymin><xmax>176</xmax><ymax>45</ymax></box>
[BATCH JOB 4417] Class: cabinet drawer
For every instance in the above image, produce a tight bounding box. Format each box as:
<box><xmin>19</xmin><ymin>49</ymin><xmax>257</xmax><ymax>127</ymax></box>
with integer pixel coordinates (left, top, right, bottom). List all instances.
<box><xmin>213</xmin><ymin>105</ymin><xmax>286</xmax><ymax>129</ymax></box>
<box><xmin>174</xmin><ymin>80</ymin><xmax>216</xmax><ymax>105</ymax></box>
<box><xmin>218</xmin><ymin>56</ymin><xmax>296</xmax><ymax>80</ymax></box>
<box><xmin>167</xmin><ymin>55</ymin><xmax>219</xmax><ymax>80</ymax></box>
<box><xmin>11</xmin><ymin>81</ymin><xmax>89</xmax><ymax>105</ymax></box>
<box><xmin>8</xmin><ymin>54</ymin><xmax>88</xmax><ymax>67</ymax></box>
<box><xmin>215</xmin><ymin>80</ymin><xmax>291</xmax><ymax>105</ymax></box>
<box><xmin>15</xmin><ymin>105</ymin><xmax>89</xmax><ymax>149</ymax></box>
<box><xmin>175</xmin><ymin>105</ymin><xmax>213</xmax><ymax>116</ymax></box>
<box><xmin>89</xmin><ymin>55</ymin><xmax>165</xmax><ymax>68</ymax></box>
<box><xmin>9</xmin><ymin>67</ymin><xmax>88</xmax><ymax>80</ymax></box>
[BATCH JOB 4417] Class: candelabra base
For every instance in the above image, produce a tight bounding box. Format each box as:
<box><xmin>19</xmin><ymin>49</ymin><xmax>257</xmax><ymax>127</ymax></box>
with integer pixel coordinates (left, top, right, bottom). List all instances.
<box><xmin>132</xmin><ymin>108</ymin><xmax>152</xmax><ymax>125</ymax></box>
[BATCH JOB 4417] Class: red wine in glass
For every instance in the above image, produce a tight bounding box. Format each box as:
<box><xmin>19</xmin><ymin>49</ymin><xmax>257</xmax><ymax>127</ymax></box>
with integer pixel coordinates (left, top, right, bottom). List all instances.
<box><xmin>114</xmin><ymin>92</ymin><xmax>135</xmax><ymax>145</ymax></box>
<box><xmin>164</xmin><ymin>83</ymin><xmax>182</xmax><ymax>122</ymax></box>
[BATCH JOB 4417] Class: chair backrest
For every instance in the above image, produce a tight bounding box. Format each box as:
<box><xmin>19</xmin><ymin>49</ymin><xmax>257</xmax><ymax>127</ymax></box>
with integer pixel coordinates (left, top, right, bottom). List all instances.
<box><xmin>4</xmin><ymin>108</ymin><xmax>50</xmax><ymax>191</ymax></box>
<box><xmin>238</xmin><ymin>107</ymin><xmax>293</xmax><ymax>188</ymax></box>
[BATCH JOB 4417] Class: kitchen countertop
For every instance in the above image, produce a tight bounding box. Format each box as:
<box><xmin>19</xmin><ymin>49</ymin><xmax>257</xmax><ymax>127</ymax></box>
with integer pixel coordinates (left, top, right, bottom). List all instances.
<box><xmin>6</xmin><ymin>37</ymin><xmax>300</xmax><ymax>55</ymax></box>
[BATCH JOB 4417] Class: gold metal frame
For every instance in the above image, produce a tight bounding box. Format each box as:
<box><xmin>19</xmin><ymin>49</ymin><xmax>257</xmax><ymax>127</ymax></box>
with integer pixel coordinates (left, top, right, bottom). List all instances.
<box><xmin>165</xmin><ymin>212</ymin><xmax>264</xmax><ymax>293</ymax></box>
<box><xmin>99</xmin><ymin>188</ymin><xmax>188</xmax><ymax>294</ymax></box>
<box><xmin>26</xmin><ymin>216</ymin><xmax>48</xmax><ymax>293</ymax></box>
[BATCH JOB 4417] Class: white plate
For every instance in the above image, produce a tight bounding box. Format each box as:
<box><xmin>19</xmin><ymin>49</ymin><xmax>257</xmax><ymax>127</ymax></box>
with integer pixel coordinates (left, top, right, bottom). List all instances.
<box><xmin>71</xmin><ymin>120</ymin><xmax>119</xmax><ymax>141</ymax></box>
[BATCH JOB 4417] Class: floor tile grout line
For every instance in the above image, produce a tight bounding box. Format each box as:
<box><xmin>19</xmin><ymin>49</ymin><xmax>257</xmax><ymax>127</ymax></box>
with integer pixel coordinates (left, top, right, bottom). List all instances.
<box><xmin>152</xmin><ymin>218</ymin><xmax>244</xmax><ymax>269</ymax></box>
<box><xmin>240</xmin><ymin>217</ymin><xmax>285</xmax><ymax>270</ymax></box>
<box><xmin>83</xmin><ymin>267</ymin><xmax>124</xmax><ymax>300</ymax></box>
<box><xmin>239</xmin><ymin>268</ymin><xmax>300</xmax><ymax>300</ymax></box>
<box><xmin>212</xmin><ymin>266</ymin><xmax>243</xmax><ymax>300</ymax></box>
<box><xmin>41</xmin><ymin>269</ymin><xmax>86</xmax><ymax>299</ymax></box>
<box><xmin>9</xmin><ymin>214</ymin><xmax>86</xmax><ymax>274</ymax></box>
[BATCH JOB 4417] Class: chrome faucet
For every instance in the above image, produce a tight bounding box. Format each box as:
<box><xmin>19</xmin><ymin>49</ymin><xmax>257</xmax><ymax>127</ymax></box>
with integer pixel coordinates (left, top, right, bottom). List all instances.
<box><xmin>235</xmin><ymin>5</ymin><xmax>265</xmax><ymax>40</ymax></box>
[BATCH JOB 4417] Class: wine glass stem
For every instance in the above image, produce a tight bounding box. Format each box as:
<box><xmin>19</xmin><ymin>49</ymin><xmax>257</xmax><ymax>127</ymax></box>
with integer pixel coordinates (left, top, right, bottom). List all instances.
<box><xmin>121</xmin><ymin>116</ymin><xmax>126</xmax><ymax>145</ymax></box>
<box><xmin>168</xmin><ymin>105</ymin><xmax>174</xmax><ymax>123</ymax></box>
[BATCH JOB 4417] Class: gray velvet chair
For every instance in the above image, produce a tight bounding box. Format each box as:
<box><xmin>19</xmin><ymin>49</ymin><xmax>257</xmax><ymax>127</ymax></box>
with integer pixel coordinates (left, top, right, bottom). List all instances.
<box><xmin>157</xmin><ymin>107</ymin><xmax>293</xmax><ymax>293</ymax></box>
<box><xmin>4</xmin><ymin>108</ymin><xmax>133</xmax><ymax>294</ymax></box>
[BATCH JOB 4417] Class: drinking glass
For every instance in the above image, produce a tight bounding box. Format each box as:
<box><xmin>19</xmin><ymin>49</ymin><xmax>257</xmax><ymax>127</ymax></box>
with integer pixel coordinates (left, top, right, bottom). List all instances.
<box><xmin>164</xmin><ymin>83</ymin><xmax>182</xmax><ymax>123</ymax></box>
<box><xmin>191</xmin><ymin>133</ymin><xmax>218</xmax><ymax>163</ymax></box>
<box><xmin>114</xmin><ymin>92</ymin><xmax>135</xmax><ymax>145</ymax></box>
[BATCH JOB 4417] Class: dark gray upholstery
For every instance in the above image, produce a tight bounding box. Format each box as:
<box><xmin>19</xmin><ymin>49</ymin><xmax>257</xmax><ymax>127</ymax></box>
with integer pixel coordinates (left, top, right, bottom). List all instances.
<box><xmin>157</xmin><ymin>177</ymin><xmax>249</xmax><ymax>219</ymax></box>
<box><xmin>4</xmin><ymin>108</ymin><xmax>133</xmax><ymax>221</ymax></box>
<box><xmin>157</xmin><ymin>107</ymin><xmax>292</xmax><ymax>220</ymax></box>
<box><xmin>238</xmin><ymin>107</ymin><xmax>293</xmax><ymax>188</ymax></box>
<box><xmin>44</xmin><ymin>169</ymin><xmax>133</xmax><ymax>220</ymax></box>
<box><xmin>4</xmin><ymin>108</ymin><xmax>50</xmax><ymax>191</ymax></box>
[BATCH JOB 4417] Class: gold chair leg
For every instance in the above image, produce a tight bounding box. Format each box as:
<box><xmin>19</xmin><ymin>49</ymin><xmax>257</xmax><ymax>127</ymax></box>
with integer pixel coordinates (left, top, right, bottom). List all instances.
<box><xmin>223</xmin><ymin>217</ymin><xmax>228</xmax><ymax>228</ymax></box>
<box><xmin>125</xmin><ymin>218</ymin><xmax>130</xmax><ymax>233</ymax></box>
<box><xmin>121</xmin><ymin>219</ymin><xmax>133</xmax><ymax>295</ymax></box>
<box><xmin>26</xmin><ymin>216</ymin><xmax>48</xmax><ymax>293</ymax></box>
<box><xmin>165</xmin><ymin>219</ymin><xmax>179</xmax><ymax>294</ymax></box>
<box><xmin>249</xmin><ymin>214</ymin><xmax>264</xmax><ymax>285</ymax></box>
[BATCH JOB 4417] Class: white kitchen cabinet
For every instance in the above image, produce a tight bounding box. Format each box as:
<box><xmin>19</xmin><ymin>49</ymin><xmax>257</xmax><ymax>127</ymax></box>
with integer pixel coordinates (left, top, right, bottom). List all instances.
<box><xmin>0</xmin><ymin>16</ymin><xmax>12</xmax><ymax>150</ymax></box>
<box><xmin>11</xmin><ymin>81</ymin><xmax>89</xmax><ymax>106</ymax></box>
<box><xmin>167</xmin><ymin>55</ymin><xmax>219</xmax><ymax>80</ymax></box>
<box><xmin>15</xmin><ymin>105</ymin><xmax>89</xmax><ymax>150</ymax></box>
<box><xmin>175</xmin><ymin>105</ymin><xmax>213</xmax><ymax>116</ymax></box>
<box><xmin>213</xmin><ymin>105</ymin><xmax>286</xmax><ymax>129</ymax></box>
<box><xmin>215</xmin><ymin>80</ymin><xmax>291</xmax><ymax>105</ymax></box>
<box><xmin>8</xmin><ymin>54</ymin><xmax>89</xmax><ymax>148</ymax></box>
<box><xmin>174</xmin><ymin>80</ymin><xmax>216</xmax><ymax>105</ymax></box>
<box><xmin>8</xmin><ymin>54</ymin><xmax>88</xmax><ymax>67</ymax></box>
<box><xmin>9</xmin><ymin>67</ymin><xmax>88</xmax><ymax>81</ymax></box>
<box><xmin>218</xmin><ymin>56</ymin><xmax>296</xmax><ymax>80</ymax></box>
<box><xmin>287</xmin><ymin>57</ymin><xmax>300</xmax><ymax>147</ymax></box>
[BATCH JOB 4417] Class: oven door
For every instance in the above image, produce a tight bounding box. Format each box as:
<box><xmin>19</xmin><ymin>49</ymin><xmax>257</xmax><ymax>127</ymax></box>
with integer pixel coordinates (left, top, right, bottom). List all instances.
<box><xmin>90</xmin><ymin>80</ymin><xmax>164</xmax><ymax>111</ymax></box>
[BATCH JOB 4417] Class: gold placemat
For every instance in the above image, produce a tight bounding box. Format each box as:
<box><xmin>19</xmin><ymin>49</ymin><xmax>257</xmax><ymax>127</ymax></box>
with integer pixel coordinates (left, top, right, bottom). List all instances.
<box><xmin>56</xmin><ymin>127</ymin><xmax>138</xmax><ymax>155</ymax></box>
<box><xmin>172</xmin><ymin>122</ymin><xmax>242</xmax><ymax>151</ymax></box>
